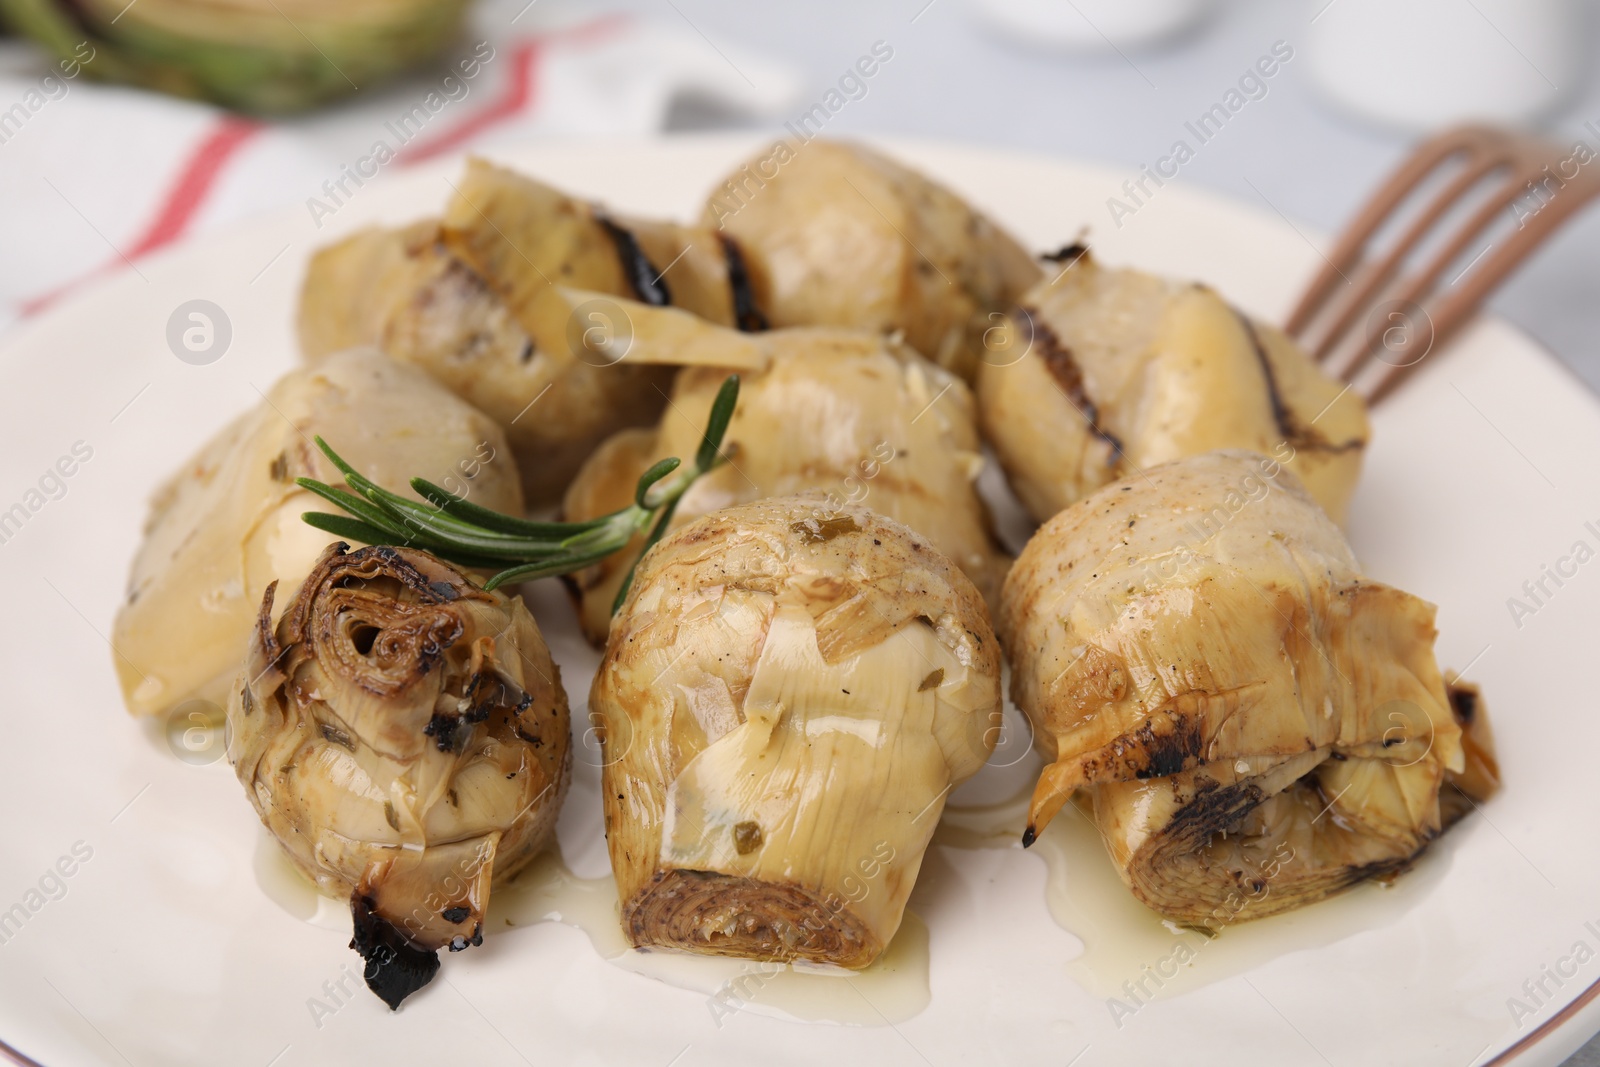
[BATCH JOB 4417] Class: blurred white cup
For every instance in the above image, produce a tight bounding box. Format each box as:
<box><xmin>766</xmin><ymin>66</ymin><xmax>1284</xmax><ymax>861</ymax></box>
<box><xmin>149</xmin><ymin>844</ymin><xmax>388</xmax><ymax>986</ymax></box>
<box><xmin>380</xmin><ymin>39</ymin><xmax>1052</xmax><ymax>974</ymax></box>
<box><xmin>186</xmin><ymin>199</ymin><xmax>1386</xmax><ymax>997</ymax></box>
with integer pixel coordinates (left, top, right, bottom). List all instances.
<box><xmin>1307</xmin><ymin>0</ymin><xmax>1582</xmax><ymax>131</ymax></box>
<box><xmin>971</xmin><ymin>0</ymin><xmax>1220</xmax><ymax>53</ymax></box>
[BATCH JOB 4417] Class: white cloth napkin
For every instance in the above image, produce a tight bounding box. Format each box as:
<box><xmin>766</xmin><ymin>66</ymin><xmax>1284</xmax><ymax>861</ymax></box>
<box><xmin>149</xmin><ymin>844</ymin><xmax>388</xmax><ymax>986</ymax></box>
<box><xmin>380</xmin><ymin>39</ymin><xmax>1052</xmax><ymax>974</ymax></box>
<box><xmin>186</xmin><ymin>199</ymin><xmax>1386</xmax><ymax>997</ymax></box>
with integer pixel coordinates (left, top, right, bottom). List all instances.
<box><xmin>0</xmin><ymin>4</ymin><xmax>801</xmax><ymax>332</ymax></box>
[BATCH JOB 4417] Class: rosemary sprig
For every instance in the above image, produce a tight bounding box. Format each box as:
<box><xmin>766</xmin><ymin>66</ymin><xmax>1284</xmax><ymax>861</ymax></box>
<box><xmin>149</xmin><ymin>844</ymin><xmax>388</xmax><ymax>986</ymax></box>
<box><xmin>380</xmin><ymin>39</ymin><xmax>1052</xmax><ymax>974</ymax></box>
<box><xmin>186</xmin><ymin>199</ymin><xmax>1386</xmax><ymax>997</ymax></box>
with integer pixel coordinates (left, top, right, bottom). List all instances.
<box><xmin>297</xmin><ymin>375</ymin><xmax>740</xmax><ymax>611</ymax></box>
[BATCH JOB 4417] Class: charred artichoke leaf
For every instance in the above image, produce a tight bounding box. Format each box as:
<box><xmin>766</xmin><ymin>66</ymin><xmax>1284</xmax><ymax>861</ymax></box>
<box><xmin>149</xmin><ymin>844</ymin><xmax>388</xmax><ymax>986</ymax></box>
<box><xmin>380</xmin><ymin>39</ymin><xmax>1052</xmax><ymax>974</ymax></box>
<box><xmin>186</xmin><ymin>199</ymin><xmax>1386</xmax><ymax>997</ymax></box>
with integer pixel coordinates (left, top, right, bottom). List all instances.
<box><xmin>228</xmin><ymin>543</ymin><xmax>570</xmax><ymax>1008</ymax></box>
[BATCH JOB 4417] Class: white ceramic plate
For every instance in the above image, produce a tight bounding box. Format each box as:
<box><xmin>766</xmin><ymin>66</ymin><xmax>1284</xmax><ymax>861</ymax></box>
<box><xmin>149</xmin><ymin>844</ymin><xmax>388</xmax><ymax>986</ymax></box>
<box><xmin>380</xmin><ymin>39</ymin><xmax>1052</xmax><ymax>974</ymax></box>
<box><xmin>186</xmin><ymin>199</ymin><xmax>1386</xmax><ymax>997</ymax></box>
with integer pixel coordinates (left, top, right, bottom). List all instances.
<box><xmin>0</xmin><ymin>135</ymin><xmax>1596</xmax><ymax>1067</ymax></box>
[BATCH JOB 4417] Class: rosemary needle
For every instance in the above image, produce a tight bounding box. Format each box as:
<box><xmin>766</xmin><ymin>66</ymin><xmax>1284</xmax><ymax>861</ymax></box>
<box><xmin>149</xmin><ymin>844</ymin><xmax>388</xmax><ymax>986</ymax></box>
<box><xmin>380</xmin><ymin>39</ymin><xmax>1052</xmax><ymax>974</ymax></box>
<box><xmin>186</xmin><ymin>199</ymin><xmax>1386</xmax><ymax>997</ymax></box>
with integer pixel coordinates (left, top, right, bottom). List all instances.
<box><xmin>297</xmin><ymin>375</ymin><xmax>740</xmax><ymax>611</ymax></box>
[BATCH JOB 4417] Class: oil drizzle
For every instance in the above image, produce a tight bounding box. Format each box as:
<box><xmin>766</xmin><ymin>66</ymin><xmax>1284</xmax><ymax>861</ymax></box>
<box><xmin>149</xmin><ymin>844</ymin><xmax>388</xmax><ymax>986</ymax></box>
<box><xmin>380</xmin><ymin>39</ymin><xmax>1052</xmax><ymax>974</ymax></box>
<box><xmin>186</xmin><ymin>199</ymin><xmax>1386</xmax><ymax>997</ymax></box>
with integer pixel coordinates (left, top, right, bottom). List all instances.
<box><xmin>937</xmin><ymin>776</ymin><xmax>1455</xmax><ymax>1002</ymax></box>
<box><xmin>254</xmin><ymin>831</ymin><xmax>930</xmax><ymax>1025</ymax></box>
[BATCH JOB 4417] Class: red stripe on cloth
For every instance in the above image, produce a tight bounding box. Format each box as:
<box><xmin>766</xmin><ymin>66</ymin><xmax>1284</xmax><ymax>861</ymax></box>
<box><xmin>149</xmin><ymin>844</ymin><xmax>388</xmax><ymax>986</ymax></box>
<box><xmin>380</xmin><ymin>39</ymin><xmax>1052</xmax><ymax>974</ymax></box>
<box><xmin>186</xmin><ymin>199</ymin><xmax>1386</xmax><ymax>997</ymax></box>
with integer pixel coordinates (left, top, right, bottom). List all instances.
<box><xmin>398</xmin><ymin>13</ymin><xmax>631</xmax><ymax>165</ymax></box>
<box><xmin>20</xmin><ymin>114</ymin><xmax>262</xmax><ymax>317</ymax></box>
<box><xmin>126</xmin><ymin>115</ymin><xmax>262</xmax><ymax>259</ymax></box>
<box><xmin>398</xmin><ymin>38</ymin><xmax>542</xmax><ymax>165</ymax></box>
<box><xmin>20</xmin><ymin>16</ymin><xmax>623</xmax><ymax>318</ymax></box>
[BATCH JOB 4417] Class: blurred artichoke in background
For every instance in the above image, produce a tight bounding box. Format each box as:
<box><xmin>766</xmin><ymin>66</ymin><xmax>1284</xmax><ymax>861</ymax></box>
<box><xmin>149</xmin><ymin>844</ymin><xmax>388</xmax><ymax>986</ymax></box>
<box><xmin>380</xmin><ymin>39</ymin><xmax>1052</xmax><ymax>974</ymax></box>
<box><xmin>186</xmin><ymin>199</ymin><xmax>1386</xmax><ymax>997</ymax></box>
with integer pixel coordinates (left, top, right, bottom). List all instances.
<box><xmin>0</xmin><ymin>0</ymin><xmax>472</xmax><ymax>112</ymax></box>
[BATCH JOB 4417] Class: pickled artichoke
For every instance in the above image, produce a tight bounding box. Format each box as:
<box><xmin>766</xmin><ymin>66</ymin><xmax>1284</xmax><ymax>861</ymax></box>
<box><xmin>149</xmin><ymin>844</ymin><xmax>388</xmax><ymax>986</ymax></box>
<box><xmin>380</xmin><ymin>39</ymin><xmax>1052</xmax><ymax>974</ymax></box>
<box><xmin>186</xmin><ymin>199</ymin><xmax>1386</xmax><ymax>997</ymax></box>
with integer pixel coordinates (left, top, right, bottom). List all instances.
<box><xmin>300</xmin><ymin>160</ymin><xmax>761</xmax><ymax>505</ymax></box>
<box><xmin>591</xmin><ymin>497</ymin><xmax>1001</xmax><ymax>967</ymax></box>
<box><xmin>1000</xmin><ymin>450</ymin><xmax>1495</xmax><ymax>923</ymax></box>
<box><xmin>562</xmin><ymin>304</ymin><xmax>1007</xmax><ymax>644</ymax></box>
<box><xmin>705</xmin><ymin>139</ymin><xmax>1043</xmax><ymax>380</ymax></box>
<box><xmin>228</xmin><ymin>542</ymin><xmax>569</xmax><ymax>1006</ymax></box>
<box><xmin>0</xmin><ymin>0</ymin><xmax>467</xmax><ymax>112</ymax></box>
<box><xmin>976</xmin><ymin>253</ymin><xmax>1368</xmax><ymax>524</ymax></box>
<box><xmin>113</xmin><ymin>348</ymin><xmax>521</xmax><ymax>719</ymax></box>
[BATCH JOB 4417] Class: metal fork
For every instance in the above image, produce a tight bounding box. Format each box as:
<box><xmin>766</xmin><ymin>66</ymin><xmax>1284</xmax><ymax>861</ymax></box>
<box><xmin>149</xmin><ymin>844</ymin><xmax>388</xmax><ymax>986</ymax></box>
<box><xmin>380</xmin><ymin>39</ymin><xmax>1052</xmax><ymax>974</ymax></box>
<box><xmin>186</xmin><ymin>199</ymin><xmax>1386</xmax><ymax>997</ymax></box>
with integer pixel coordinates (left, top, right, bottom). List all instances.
<box><xmin>1286</xmin><ymin>124</ymin><xmax>1600</xmax><ymax>404</ymax></box>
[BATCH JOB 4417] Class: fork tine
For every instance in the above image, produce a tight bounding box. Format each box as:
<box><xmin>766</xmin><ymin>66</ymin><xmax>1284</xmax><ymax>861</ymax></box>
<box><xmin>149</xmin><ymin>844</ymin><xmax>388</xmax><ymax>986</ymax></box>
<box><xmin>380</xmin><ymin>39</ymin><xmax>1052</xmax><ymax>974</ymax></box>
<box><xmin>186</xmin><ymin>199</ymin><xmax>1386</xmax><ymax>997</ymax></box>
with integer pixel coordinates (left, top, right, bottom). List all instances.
<box><xmin>1285</xmin><ymin>125</ymin><xmax>1507</xmax><ymax>339</ymax></box>
<box><xmin>1366</xmin><ymin>159</ymin><xmax>1600</xmax><ymax>403</ymax></box>
<box><xmin>1302</xmin><ymin>149</ymin><xmax>1513</xmax><ymax>363</ymax></box>
<box><xmin>1291</xmin><ymin>122</ymin><xmax>1600</xmax><ymax>405</ymax></box>
<box><xmin>1338</xmin><ymin>158</ymin><xmax>1551</xmax><ymax>386</ymax></box>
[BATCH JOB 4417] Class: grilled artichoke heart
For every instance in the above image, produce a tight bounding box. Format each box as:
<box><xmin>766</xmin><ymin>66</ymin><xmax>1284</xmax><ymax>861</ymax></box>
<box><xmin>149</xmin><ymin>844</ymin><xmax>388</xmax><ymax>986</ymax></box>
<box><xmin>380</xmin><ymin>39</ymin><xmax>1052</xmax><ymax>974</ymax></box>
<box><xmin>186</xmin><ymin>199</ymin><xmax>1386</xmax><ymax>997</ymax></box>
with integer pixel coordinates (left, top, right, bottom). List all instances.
<box><xmin>563</xmin><ymin>310</ymin><xmax>1007</xmax><ymax>644</ymax></box>
<box><xmin>976</xmin><ymin>253</ymin><xmax>1368</xmax><ymax>524</ymax></box>
<box><xmin>1000</xmin><ymin>450</ymin><xmax>1495</xmax><ymax>924</ymax></box>
<box><xmin>1</xmin><ymin>0</ymin><xmax>467</xmax><ymax>112</ymax></box>
<box><xmin>705</xmin><ymin>139</ymin><xmax>1042</xmax><ymax>381</ymax></box>
<box><xmin>113</xmin><ymin>348</ymin><xmax>521</xmax><ymax>719</ymax></box>
<box><xmin>300</xmin><ymin>159</ymin><xmax>761</xmax><ymax>504</ymax></box>
<box><xmin>228</xmin><ymin>542</ymin><xmax>570</xmax><ymax>1008</ymax></box>
<box><xmin>592</xmin><ymin>498</ymin><xmax>1002</xmax><ymax>968</ymax></box>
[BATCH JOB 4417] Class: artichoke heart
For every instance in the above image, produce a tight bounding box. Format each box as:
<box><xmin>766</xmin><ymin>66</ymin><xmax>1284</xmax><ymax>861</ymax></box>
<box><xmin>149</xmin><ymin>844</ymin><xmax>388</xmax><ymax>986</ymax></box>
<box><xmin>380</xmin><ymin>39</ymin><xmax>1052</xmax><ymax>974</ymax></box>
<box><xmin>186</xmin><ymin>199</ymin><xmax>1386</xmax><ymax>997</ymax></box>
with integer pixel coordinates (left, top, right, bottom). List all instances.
<box><xmin>704</xmin><ymin>139</ymin><xmax>1042</xmax><ymax>381</ymax></box>
<box><xmin>113</xmin><ymin>348</ymin><xmax>521</xmax><ymax>719</ymax></box>
<box><xmin>299</xmin><ymin>159</ymin><xmax>756</xmax><ymax>505</ymax></box>
<box><xmin>976</xmin><ymin>253</ymin><xmax>1369</xmax><ymax>524</ymax></box>
<box><xmin>228</xmin><ymin>542</ymin><xmax>570</xmax><ymax>1008</ymax></box>
<box><xmin>563</xmin><ymin>308</ymin><xmax>1008</xmax><ymax>644</ymax></box>
<box><xmin>591</xmin><ymin>497</ymin><xmax>1002</xmax><ymax>968</ymax></box>
<box><xmin>1000</xmin><ymin>450</ymin><xmax>1497</xmax><ymax>924</ymax></box>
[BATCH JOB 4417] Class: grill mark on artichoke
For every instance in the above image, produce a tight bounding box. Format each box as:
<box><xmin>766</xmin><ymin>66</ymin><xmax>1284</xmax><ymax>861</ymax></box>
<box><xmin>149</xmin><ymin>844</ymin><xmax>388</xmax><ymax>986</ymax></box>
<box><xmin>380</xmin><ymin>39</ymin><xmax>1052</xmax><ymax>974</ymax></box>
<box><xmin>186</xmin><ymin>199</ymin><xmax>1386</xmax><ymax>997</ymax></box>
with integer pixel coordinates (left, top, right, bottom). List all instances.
<box><xmin>1027</xmin><ymin>313</ymin><xmax>1125</xmax><ymax>465</ymax></box>
<box><xmin>717</xmin><ymin>233</ymin><xmax>769</xmax><ymax>332</ymax></box>
<box><xmin>595</xmin><ymin>215</ymin><xmax>672</xmax><ymax>307</ymax></box>
<box><xmin>1164</xmin><ymin>776</ymin><xmax>1265</xmax><ymax>842</ymax></box>
<box><xmin>1231</xmin><ymin>307</ymin><xmax>1364</xmax><ymax>454</ymax></box>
